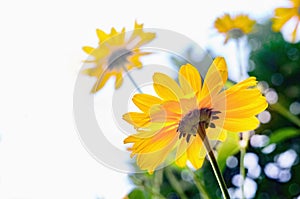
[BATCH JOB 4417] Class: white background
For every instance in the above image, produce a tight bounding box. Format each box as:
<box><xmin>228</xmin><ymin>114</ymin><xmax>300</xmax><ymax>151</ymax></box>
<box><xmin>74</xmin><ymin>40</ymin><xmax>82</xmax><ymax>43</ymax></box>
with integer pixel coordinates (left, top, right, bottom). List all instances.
<box><xmin>0</xmin><ymin>0</ymin><xmax>284</xmax><ymax>198</ymax></box>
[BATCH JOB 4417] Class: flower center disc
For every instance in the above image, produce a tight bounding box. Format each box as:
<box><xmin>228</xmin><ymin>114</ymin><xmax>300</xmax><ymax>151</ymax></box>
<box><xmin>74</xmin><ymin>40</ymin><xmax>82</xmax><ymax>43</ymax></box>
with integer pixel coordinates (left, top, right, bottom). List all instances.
<box><xmin>177</xmin><ymin>108</ymin><xmax>219</xmax><ymax>142</ymax></box>
<box><xmin>228</xmin><ymin>28</ymin><xmax>244</xmax><ymax>39</ymax></box>
<box><xmin>107</xmin><ymin>48</ymin><xmax>132</xmax><ymax>69</ymax></box>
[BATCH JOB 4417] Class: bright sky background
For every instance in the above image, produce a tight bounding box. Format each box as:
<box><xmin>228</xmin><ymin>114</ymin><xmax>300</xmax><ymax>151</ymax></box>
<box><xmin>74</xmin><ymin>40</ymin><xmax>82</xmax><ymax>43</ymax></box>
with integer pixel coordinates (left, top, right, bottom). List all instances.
<box><xmin>0</xmin><ymin>0</ymin><xmax>286</xmax><ymax>198</ymax></box>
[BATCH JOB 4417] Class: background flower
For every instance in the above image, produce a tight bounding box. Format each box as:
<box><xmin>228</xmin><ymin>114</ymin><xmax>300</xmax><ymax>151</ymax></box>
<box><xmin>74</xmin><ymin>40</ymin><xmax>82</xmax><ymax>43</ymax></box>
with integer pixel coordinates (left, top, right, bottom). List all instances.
<box><xmin>82</xmin><ymin>21</ymin><xmax>156</xmax><ymax>93</ymax></box>
<box><xmin>214</xmin><ymin>14</ymin><xmax>256</xmax><ymax>44</ymax></box>
<box><xmin>272</xmin><ymin>0</ymin><xmax>300</xmax><ymax>43</ymax></box>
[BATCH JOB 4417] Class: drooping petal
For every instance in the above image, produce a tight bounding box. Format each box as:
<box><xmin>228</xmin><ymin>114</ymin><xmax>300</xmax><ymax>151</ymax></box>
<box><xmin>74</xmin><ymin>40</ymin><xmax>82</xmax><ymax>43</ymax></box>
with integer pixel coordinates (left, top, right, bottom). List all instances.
<box><xmin>115</xmin><ymin>72</ymin><xmax>123</xmax><ymax>89</ymax></box>
<box><xmin>127</xmin><ymin>126</ymin><xmax>178</xmax><ymax>173</ymax></box>
<box><xmin>91</xmin><ymin>71</ymin><xmax>115</xmax><ymax>93</ymax></box>
<box><xmin>135</xmin><ymin>138</ymin><xmax>176</xmax><ymax>173</ymax></box>
<box><xmin>175</xmin><ymin>139</ymin><xmax>189</xmax><ymax>167</ymax></box>
<box><xmin>187</xmin><ymin>136</ymin><xmax>206</xmax><ymax>169</ymax></box>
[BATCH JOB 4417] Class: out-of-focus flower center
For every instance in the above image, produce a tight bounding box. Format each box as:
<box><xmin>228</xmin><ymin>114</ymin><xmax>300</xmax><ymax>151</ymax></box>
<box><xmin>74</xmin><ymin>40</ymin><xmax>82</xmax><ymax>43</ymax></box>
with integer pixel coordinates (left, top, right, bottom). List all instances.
<box><xmin>298</xmin><ymin>6</ymin><xmax>300</xmax><ymax>15</ymax></box>
<box><xmin>228</xmin><ymin>28</ymin><xmax>244</xmax><ymax>39</ymax></box>
<box><xmin>107</xmin><ymin>48</ymin><xmax>133</xmax><ymax>69</ymax></box>
<box><xmin>177</xmin><ymin>108</ymin><xmax>220</xmax><ymax>142</ymax></box>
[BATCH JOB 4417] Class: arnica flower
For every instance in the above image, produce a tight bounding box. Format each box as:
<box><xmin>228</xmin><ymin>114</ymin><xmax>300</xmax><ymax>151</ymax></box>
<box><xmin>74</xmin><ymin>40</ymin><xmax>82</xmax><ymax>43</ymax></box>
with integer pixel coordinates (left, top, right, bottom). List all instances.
<box><xmin>214</xmin><ymin>14</ymin><xmax>256</xmax><ymax>44</ymax></box>
<box><xmin>123</xmin><ymin>57</ymin><xmax>267</xmax><ymax>173</ymax></box>
<box><xmin>272</xmin><ymin>0</ymin><xmax>300</xmax><ymax>43</ymax></box>
<box><xmin>82</xmin><ymin>21</ymin><xmax>156</xmax><ymax>93</ymax></box>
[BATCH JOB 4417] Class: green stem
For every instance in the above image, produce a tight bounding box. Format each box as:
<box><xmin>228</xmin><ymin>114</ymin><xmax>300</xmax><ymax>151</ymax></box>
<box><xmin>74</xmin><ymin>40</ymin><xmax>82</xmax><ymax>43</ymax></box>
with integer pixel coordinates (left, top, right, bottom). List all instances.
<box><xmin>186</xmin><ymin>167</ymin><xmax>210</xmax><ymax>199</ymax></box>
<box><xmin>122</xmin><ymin>66</ymin><xmax>143</xmax><ymax>93</ymax></box>
<box><xmin>131</xmin><ymin>175</ymin><xmax>165</xmax><ymax>199</ymax></box>
<box><xmin>153</xmin><ymin>169</ymin><xmax>164</xmax><ymax>199</ymax></box>
<box><xmin>165</xmin><ymin>166</ymin><xmax>189</xmax><ymax>199</ymax></box>
<box><xmin>240</xmin><ymin>144</ymin><xmax>246</xmax><ymax>199</ymax></box>
<box><xmin>235</xmin><ymin>39</ymin><xmax>243</xmax><ymax>79</ymax></box>
<box><xmin>198</xmin><ymin>123</ymin><xmax>230</xmax><ymax>199</ymax></box>
<box><xmin>270</xmin><ymin>103</ymin><xmax>300</xmax><ymax>128</ymax></box>
<box><xmin>236</xmin><ymin>38</ymin><xmax>247</xmax><ymax>199</ymax></box>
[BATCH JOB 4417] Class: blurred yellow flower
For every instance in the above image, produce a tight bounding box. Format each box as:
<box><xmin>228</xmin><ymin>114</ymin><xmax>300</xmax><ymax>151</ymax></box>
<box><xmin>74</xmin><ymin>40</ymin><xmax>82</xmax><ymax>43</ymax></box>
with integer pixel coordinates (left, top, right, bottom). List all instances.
<box><xmin>82</xmin><ymin>21</ymin><xmax>156</xmax><ymax>93</ymax></box>
<box><xmin>272</xmin><ymin>0</ymin><xmax>300</xmax><ymax>43</ymax></box>
<box><xmin>123</xmin><ymin>57</ymin><xmax>267</xmax><ymax>173</ymax></box>
<box><xmin>214</xmin><ymin>14</ymin><xmax>256</xmax><ymax>44</ymax></box>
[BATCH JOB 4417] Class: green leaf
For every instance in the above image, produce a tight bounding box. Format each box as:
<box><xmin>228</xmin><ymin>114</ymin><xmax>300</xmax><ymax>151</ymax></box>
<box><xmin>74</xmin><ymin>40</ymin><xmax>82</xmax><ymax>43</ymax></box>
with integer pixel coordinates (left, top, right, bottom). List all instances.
<box><xmin>128</xmin><ymin>188</ymin><xmax>147</xmax><ymax>199</ymax></box>
<box><xmin>217</xmin><ymin>132</ymin><xmax>240</xmax><ymax>171</ymax></box>
<box><xmin>268</xmin><ymin>127</ymin><xmax>300</xmax><ymax>145</ymax></box>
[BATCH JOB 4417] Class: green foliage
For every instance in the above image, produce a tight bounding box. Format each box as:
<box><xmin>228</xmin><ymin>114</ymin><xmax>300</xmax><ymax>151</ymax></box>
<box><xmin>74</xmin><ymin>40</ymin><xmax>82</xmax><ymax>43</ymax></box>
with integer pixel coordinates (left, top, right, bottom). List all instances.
<box><xmin>128</xmin><ymin>188</ymin><xmax>149</xmax><ymax>199</ymax></box>
<box><xmin>217</xmin><ymin>132</ymin><xmax>240</xmax><ymax>171</ymax></box>
<box><xmin>268</xmin><ymin>127</ymin><xmax>300</xmax><ymax>145</ymax></box>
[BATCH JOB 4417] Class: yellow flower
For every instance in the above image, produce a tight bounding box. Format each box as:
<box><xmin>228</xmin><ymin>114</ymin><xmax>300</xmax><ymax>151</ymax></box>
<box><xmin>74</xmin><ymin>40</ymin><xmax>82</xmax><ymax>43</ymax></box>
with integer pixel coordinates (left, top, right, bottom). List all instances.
<box><xmin>214</xmin><ymin>14</ymin><xmax>256</xmax><ymax>44</ymax></box>
<box><xmin>272</xmin><ymin>0</ymin><xmax>300</xmax><ymax>43</ymax></box>
<box><xmin>82</xmin><ymin>21</ymin><xmax>156</xmax><ymax>93</ymax></box>
<box><xmin>123</xmin><ymin>57</ymin><xmax>267</xmax><ymax>173</ymax></box>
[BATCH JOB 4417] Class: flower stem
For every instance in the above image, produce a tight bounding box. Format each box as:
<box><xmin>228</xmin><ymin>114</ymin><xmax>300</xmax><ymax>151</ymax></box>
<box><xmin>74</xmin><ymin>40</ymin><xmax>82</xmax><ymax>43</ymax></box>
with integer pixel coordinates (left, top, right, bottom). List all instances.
<box><xmin>197</xmin><ymin>123</ymin><xmax>230</xmax><ymax>199</ymax></box>
<box><xmin>122</xmin><ymin>66</ymin><xmax>143</xmax><ymax>93</ymax></box>
<box><xmin>165</xmin><ymin>166</ymin><xmax>189</xmax><ymax>199</ymax></box>
<box><xmin>153</xmin><ymin>169</ymin><xmax>164</xmax><ymax>199</ymax></box>
<box><xmin>186</xmin><ymin>167</ymin><xmax>210</xmax><ymax>199</ymax></box>
<box><xmin>235</xmin><ymin>39</ymin><xmax>244</xmax><ymax>79</ymax></box>
<box><xmin>235</xmin><ymin>38</ymin><xmax>248</xmax><ymax>199</ymax></box>
<box><xmin>239</xmin><ymin>143</ymin><xmax>246</xmax><ymax>199</ymax></box>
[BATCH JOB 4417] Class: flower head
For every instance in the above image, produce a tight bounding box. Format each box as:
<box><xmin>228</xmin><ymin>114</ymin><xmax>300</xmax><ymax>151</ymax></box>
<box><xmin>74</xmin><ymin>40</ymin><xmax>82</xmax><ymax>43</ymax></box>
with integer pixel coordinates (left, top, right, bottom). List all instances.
<box><xmin>82</xmin><ymin>21</ymin><xmax>156</xmax><ymax>93</ymax></box>
<box><xmin>123</xmin><ymin>57</ymin><xmax>267</xmax><ymax>173</ymax></box>
<box><xmin>214</xmin><ymin>14</ymin><xmax>256</xmax><ymax>44</ymax></box>
<box><xmin>272</xmin><ymin>0</ymin><xmax>300</xmax><ymax>43</ymax></box>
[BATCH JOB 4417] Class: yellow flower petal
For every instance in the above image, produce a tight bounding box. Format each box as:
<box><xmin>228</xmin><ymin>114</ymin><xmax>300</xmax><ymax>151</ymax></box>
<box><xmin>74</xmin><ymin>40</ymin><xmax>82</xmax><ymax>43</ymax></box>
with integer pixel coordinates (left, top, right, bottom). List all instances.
<box><xmin>123</xmin><ymin>112</ymin><xmax>150</xmax><ymax>128</ymax></box>
<box><xmin>225</xmin><ymin>96</ymin><xmax>268</xmax><ymax>118</ymax></box>
<box><xmin>175</xmin><ymin>139</ymin><xmax>189</xmax><ymax>167</ymax></box>
<box><xmin>187</xmin><ymin>136</ymin><xmax>205</xmax><ymax>169</ymax></box>
<box><xmin>272</xmin><ymin>8</ymin><xmax>295</xmax><ymax>31</ymax></box>
<box><xmin>201</xmin><ymin>57</ymin><xmax>227</xmax><ymax>100</ymax></box>
<box><xmin>206</xmin><ymin>128</ymin><xmax>227</xmax><ymax>142</ymax></box>
<box><xmin>91</xmin><ymin>71</ymin><xmax>114</xmax><ymax>93</ymax></box>
<box><xmin>96</xmin><ymin>29</ymin><xmax>109</xmax><ymax>43</ymax></box>
<box><xmin>153</xmin><ymin>73</ymin><xmax>184</xmax><ymax>101</ymax></box>
<box><xmin>82</xmin><ymin>46</ymin><xmax>95</xmax><ymax>54</ymax></box>
<box><xmin>178</xmin><ymin>63</ymin><xmax>202</xmax><ymax>98</ymax></box>
<box><xmin>133</xmin><ymin>94</ymin><xmax>163</xmax><ymax>112</ymax></box>
<box><xmin>115</xmin><ymin>72</ymin><xmax>123</xmax><ymax>89</ymax></box>
<box><xmin>292</xmin><ymin>21</ymin><xmax>299</xmax><ymax>43</ymax></box>
<box><xmin>223</xmin><ymin>116</ymin><xmax>260</xmax><ymax>132</ymax></box>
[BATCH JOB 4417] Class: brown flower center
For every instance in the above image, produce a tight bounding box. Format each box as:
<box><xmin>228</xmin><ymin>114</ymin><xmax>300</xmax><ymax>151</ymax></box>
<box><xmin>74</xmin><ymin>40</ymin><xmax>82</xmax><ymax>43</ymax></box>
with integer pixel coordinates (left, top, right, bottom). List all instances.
<box><xmin>228</xmin><ymin>28</ymin><xmax>244</xmax><ymax>39</ymax></box>
<box><xmin>107</xmin><ymin>48</ymin><xmax>133</xmax><ymax>69</ymax></box>
<box><xmin>177</xmin><ymin>108</ymin><xmax>220</xmax><ymax>142</ymax></box>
